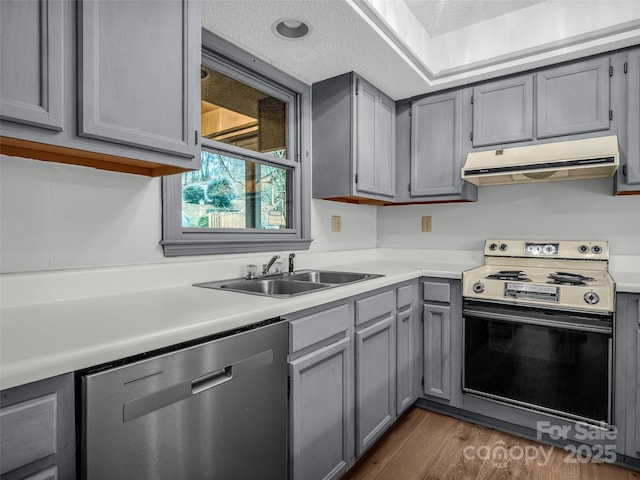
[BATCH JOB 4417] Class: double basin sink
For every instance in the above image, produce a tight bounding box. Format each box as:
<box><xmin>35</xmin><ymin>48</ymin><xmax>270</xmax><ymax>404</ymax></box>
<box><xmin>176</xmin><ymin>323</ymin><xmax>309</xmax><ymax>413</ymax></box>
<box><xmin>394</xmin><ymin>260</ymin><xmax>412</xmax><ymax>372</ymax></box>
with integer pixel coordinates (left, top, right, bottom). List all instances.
<box><xmin>194</xmin><ymin>270</ymin><xmax>383</xmax><ymax>298</ymax></box>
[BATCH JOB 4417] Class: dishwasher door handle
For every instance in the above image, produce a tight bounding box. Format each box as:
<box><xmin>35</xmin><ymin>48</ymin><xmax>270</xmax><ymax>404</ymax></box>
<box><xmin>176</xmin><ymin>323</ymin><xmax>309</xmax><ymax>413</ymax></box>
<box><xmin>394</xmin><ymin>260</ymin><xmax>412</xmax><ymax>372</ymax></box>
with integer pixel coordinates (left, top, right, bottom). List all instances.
<box><xmin>123</xmin><ymin>349</ymin><xmax>274</xmax><ymax>422</ymax></box>
<box><xmin>191</xmin><ymin>366</ymin><xmax>233</xmax><ymax>395</ymax></box>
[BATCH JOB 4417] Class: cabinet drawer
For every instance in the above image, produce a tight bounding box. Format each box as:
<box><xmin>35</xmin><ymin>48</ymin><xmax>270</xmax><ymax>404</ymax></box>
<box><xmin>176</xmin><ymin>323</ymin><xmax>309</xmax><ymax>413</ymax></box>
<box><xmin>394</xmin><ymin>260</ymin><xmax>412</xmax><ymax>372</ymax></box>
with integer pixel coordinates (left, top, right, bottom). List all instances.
<box><xmin>356</xmin><ymin>290</ymin><xmax>394</xmax><ymax>326</ymax></box>
<box><xmin>0</xmin><ymin>394</ymin><xmax>57</xmax><ymax>474</ymax></box>
<box><xmin>290</xmin><ymin>304</ymin><xmax>351</xmax><ymax>353</ymax></box>
<box><xmin>396</xmin><ymin>285</ymin><xmax>413</xmax><ymax>310</ymax></box>
<box><xmin>423</xmin><ymin>282</ymin><xmax>450</xmax><ymax>303</ymax></box>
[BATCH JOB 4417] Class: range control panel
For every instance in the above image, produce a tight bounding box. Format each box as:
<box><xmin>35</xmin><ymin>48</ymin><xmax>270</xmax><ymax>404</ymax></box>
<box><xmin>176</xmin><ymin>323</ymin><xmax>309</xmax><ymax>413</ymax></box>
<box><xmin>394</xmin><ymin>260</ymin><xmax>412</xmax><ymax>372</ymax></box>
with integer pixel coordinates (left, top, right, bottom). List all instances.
<box><xmin>484</xmin><ymin>240</ymin><xmax>609</xmax><ymax>261</ymax></box>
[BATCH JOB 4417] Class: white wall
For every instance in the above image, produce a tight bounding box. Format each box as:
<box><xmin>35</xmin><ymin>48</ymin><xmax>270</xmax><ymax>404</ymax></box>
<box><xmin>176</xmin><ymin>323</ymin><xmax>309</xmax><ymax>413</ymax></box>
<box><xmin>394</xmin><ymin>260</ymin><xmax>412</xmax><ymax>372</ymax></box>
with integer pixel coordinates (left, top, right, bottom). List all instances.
<box><xmin>2</xmin><ymin>154</ymin><xmax>639</xmax><ymax>274</ymax></box>
<box><xmin>377</xmin><ymin>177</ymin><xmax>640</xmax><ymax>255</ymax></box>
<box><xmin>0</xmin><ymin>155</ymin><xmax>378</xmax><ymax>273</ymax></box>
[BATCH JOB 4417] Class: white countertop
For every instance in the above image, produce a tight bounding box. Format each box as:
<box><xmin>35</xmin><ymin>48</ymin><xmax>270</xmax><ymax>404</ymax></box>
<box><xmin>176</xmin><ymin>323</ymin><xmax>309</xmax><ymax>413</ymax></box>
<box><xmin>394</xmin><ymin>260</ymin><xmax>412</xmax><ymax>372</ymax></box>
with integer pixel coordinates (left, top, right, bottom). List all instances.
<box><xmin>0</xmin><ymin>261</ymin><xmax>431</xmax><ymax>390</ymax></box>
<box><xmin>1</xmin><ymin>249</ymin><xmax>637</xmax><ymax>391</ymax></box>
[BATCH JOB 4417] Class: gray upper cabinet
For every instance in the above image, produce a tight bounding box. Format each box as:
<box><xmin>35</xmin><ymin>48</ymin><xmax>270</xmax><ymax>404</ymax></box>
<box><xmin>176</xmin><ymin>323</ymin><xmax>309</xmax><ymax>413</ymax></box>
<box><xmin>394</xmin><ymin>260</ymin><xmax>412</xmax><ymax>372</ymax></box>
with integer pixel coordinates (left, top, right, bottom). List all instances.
<box><xmin>312</xmin><ymin>72</ymin><xmax>396</xmax><ymax>202</ymax></box>
<box><xmin>537</xmin><ymin>57</ymin><xmax>611</xmax><ymax>139</ymax></box>
<box><xmin>78</xmin><ymin>0</ymin><xmax>198</xmax><ymax>159</ymax></box>
<box><xmin>622</xmin><ymin>48</ymin><xmax>640</xmax><ymax>190</ymax></box>
<box><xmin>411</xmin><ymin>91</ymin><xmax>464</xmax><ymax>196</ymax></box>
<box><xmin>0</xmin><ymin>0</ymin><xmax>201</xmax><ymax>177</ymax></box>
<box><xmin>394</xmin><ymin>92</ymin><xmax>477</xmax><ymax>203</ymax></box>
<box><xmin>472</xmin><ymin>74</ymin><xmax>534</xmax><ymax>147</ymax></box>
<box><xmin>0</xmin><ymin>373</ymin><xmax>75</xmax><ymax>480</ymax></box>
<box><xmin>0</xmin><ymin>0</ymin><xmax>64</xmax><ymax>131</ymax></box>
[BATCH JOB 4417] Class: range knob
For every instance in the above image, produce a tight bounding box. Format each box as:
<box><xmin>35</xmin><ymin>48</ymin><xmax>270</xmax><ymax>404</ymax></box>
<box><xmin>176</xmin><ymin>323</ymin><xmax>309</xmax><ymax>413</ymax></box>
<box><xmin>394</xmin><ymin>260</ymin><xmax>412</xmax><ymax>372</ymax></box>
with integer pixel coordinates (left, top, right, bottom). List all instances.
<box><xmin>592</xmin><ymin>245</ymin><xmax>603</xmax><ymax>254</ymax></box>
<box><xmin>584</xmin><ymin>292</ymin><xmax>600</xmax><ymax>305</ymax></box>
<box><xmin>473</xmin><ymin>282</ymin><xmax>485</xmax><ymax>294</ymax></box>
<box><xmin>578</xmin><ymin>245</ymin><xmax>590</xmax><ymax>254</ymax></box>
<box><xmin>499</xmin><ymin>243</ymin><xmax>508</xmax><ymax>251</ymax></box>
<box><xmin>489</xmin><ymin>243</ymin><xmax>498</xmax><ymax>251</ymax></box>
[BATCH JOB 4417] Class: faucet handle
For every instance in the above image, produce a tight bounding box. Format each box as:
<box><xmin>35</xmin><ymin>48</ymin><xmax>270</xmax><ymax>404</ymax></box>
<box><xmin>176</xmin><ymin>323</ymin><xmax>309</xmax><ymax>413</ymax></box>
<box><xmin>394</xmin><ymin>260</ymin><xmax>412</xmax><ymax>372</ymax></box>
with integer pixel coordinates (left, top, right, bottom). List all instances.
<box><xmin>288</xmin><ymin>253</ymin><xmax>296</xmax><ymax>274</ymax></box>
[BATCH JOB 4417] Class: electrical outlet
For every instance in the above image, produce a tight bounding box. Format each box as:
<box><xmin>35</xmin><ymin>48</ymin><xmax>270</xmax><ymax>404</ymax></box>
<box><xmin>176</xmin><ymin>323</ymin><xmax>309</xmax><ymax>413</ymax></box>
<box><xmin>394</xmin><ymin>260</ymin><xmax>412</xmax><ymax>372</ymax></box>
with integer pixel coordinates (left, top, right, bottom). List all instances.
<box><xmin>331</xmin><ymin>215</ymin><xmax>342</xmax><ymax>232</ymax></box>
<box><xmin>421</xmin><ymin>216</ymin><xmax>432</xmax><ymax>232</ymax></box>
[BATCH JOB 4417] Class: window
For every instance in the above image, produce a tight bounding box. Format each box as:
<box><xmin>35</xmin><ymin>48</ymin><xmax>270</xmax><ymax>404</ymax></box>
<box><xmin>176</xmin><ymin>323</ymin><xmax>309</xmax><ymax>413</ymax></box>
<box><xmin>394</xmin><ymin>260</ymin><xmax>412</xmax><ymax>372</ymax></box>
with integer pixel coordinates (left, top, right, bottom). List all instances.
<box><xmin>161</xmin><ymin>32</ymin><xmax>311</xmax><ymax>256</ymax></box>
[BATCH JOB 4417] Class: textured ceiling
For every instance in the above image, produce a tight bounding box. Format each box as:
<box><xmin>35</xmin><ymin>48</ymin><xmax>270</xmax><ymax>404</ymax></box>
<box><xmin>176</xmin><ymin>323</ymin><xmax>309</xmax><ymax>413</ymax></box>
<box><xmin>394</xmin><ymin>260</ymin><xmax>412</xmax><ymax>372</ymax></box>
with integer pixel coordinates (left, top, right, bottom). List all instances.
<box><xmin>201</xmin><ymin>0</ymin><xmax>640</xmax><ymax>99</ymax></box>
<box><xmin>404</xmin><ymin>0</ymin><xmax>544</xmax><ymax>38</ymax></box>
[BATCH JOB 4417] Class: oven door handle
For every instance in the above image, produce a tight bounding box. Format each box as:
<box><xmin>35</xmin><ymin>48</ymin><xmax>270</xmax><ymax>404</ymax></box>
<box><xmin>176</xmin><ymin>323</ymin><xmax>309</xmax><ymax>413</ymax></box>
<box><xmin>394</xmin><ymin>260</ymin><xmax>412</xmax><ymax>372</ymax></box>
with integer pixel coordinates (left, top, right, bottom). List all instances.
<box><xmin>463</xmin><ymin>309</ymin><xmax>612</xmax><ymax>334</ymax></box>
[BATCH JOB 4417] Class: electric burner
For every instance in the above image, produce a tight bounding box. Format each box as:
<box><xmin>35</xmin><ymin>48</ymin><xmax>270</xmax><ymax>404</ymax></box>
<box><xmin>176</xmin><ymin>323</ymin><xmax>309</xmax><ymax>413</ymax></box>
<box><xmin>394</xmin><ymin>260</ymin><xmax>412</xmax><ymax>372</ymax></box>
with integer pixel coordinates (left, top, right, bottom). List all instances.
<box><xmin>547</xmin><ymin>272</ymin><xmax>596</xmax><ymax>286</ymax></box>
<box><xmin>486</xmin><ymin>270</ymin><xmax>531</xmax><ymax>282</ymax></box>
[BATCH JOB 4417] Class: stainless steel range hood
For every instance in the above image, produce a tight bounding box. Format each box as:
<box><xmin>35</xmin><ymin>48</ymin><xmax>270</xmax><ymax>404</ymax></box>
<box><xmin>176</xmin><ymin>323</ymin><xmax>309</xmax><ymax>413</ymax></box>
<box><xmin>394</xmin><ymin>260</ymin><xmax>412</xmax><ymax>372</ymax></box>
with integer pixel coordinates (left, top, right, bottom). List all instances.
<box><xmin>461</xmin><ymin>135</ymin><xmax>619</xmax><ymax>186</ymax></box>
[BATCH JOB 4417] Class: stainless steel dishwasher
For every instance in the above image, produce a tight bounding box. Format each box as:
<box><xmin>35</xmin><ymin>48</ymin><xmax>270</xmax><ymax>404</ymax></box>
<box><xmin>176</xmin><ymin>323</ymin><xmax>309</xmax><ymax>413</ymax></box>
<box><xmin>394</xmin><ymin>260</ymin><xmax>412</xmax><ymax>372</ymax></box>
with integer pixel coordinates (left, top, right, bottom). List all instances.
<box><xmin>79</xmin><ymin>319</ymin><xmax>288</xmax><ymax>480</ymax></box>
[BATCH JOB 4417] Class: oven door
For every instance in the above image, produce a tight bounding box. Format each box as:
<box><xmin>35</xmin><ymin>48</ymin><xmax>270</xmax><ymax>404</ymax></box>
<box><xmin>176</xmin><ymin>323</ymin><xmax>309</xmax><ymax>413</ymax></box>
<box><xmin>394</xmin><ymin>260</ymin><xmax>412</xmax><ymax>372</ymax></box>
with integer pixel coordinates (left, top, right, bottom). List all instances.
<box><xmin>463</xmin><ymin>300</ymin><xmax>613</xmax><ymax>426</ymax></box>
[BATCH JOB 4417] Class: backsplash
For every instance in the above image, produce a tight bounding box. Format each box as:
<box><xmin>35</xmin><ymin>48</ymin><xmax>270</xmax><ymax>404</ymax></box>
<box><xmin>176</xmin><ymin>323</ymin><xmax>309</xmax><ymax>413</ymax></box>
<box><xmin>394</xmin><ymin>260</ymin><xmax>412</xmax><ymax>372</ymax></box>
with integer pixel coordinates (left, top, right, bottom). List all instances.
<box><xmin>377</xmin><ymin>177</ymin><xmax>640</xmax><ymax>255</ymax></box>
<box><xmin>0</xmin><ymin>155</ymin><xmax>377</xmax><ymax>273</ymax></box>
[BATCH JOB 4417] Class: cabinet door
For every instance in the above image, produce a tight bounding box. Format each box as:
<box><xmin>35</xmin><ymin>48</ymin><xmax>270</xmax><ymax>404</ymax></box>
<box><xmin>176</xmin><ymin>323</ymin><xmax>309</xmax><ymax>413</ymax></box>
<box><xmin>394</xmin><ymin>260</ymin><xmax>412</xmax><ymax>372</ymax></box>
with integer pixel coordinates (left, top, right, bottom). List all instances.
<box><xmin>375</xmin><ymin>94</ymin><xmax>396</xmax><ymax>197</ymax></box>
<box><xmin>396</xmin><ymin>307</ymin><xmax>415</xmax><ymax>415</ymax></box>
<box><xmin>472</xmin><ymin>75</ymin><xmax>533</xmax><ymax>146</ymax></box>
<box><xmin>626</xmin><ymin>49</ymin><xmax>640</xmax><ymax>186</ymax></box>
<box><xmin>0</xmin><ymin>374</ymin><xmax>75</xmax><ymax>480</ymax></box>
<box><xmin>423</xmin><ymin>304</ymin><xmax>451</xmax><ymax>400</ymax></box>
<box><xmin>355</xmin><ymin>315</ymin><xmax>395</xmax><ymax>456</ymax></box>
<box><xmin>537</xmin><ymin>57</ymin><xmax>610</xmax><ymax>139</ymax></box>
<box><xmin>290</xmin><ymin>337</ymin><xmax>352</xmax><ymax>480</ymax></box>
<box><xmin>0</xmin><ymin>0</ymin><xmax>63</xmax><ymax>131</ymax></box>
<box><xmin>78</xmin><ymin>0</ymin><xmax>199</xmax><ymax>158</ymax></box>
<box><xmin>410</xmin><ymin>91</ymin><xmax>463</xmax><ymax>196</ymax></box>
<box><xmin>355</xmin><ymin>77</ymin><xmax>395</xmax><ymax>198</ymax></box>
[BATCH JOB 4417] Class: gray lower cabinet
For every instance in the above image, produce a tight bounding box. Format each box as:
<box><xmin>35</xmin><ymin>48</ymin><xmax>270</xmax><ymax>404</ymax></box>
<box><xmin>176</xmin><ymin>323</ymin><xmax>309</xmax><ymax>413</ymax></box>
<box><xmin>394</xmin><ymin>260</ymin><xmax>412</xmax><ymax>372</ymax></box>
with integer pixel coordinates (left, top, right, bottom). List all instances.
<box><xmin>354</xmin><ymin>290</ymin><xmax>396</xmax><ymax>455</ymax></box>
<box><xmin>420</xmin><ymin>278</ymin><xmax>463</xmax><ymax>408</ymax></box>
<box><xmin>0</xmin><ymin>0</ymin><xmax>201</xmax><ymax>176</ymax></box>
<box><xmin>536</xmin><ymin>57</ymin><xmax>611</xmax><ymax>139</ymax></box>
<box><xmin>287</xmin><ymin>283</ymin><xmax>417</xmax><ymax>478</ymax></box>
<box><xmin>287</xmin><ymin>304</ymin><xmax>354</xmax><ymax>480</ymax></box>
<box><xmin>0</xmin><ymin>374</ymin><xmax>75</xmax><ymax>480</ymax></box>
<box><xmin>472</xmin><ymin>74</ymin><xmax>534</xmax><ymax>147</ymax></box>
<box><xmin>312</xmin><ymin>72</ymin><xmax>396</xmax><ymax>202</ymax></box>
<box><xmin>395</xmin><ymin>281</ymin><xmax>419</xmax><ymax>415</ymax></box>
<box><xmin>617</xmin><ymin>293</ymin><xmax>640</xmax><ymax>461</ymax></box>
<box><xmin>618</xmin><ymin>48</ymin><xmax>640</xmax><ymax>193</ymax></box>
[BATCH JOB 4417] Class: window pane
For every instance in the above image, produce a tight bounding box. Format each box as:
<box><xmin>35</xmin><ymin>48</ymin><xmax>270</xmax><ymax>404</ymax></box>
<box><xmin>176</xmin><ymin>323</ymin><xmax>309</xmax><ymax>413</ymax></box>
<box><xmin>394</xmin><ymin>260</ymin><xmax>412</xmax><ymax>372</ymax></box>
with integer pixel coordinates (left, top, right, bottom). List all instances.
<box><xmin>201</xmin><ymin>65</ymin><xmax>288</xmax><ymax>157</ymax></box>
<box><xmin>181</xmin><ymin>151</ymin><xmax>290</xmax><ymax>230</ymax></box>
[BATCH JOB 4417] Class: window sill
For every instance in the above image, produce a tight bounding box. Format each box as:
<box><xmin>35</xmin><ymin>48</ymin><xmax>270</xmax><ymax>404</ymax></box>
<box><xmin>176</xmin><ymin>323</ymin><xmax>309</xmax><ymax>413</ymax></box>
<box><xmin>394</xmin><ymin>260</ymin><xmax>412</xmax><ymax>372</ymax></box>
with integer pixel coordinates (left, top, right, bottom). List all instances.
<box><xmin>160</xmin><ymin>237</ymin><xmax>313</xmax><ymax>257</ymax></box>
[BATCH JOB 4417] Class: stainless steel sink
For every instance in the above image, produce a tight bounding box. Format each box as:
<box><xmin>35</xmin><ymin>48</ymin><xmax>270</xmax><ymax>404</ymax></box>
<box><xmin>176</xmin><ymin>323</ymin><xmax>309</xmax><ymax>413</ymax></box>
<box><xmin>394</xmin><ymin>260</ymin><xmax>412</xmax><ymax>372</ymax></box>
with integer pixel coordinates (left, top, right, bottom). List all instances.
<box><xmin>220</xmin><ymin>279</ymin><xmax>330</xmax><ymax>296</ymax></box>
<box><xmin>194</xmin><ymin>269</ymin><xmax>383</xmax><ymax>298</ymax></box>
<box><xmin>289</xmin><ymin>271</ymin><xmax>377</xmax><ymax>284</ymax></box>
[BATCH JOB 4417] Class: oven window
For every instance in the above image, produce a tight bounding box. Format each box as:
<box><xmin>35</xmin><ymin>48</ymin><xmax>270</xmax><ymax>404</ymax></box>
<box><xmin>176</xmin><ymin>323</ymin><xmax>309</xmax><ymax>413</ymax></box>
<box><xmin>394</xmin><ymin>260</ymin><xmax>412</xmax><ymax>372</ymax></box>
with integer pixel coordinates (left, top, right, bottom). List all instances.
<box><xmin>464</xmin><ymin>315</ymin><xmax>610</xmax><ymax>423</ymax></box>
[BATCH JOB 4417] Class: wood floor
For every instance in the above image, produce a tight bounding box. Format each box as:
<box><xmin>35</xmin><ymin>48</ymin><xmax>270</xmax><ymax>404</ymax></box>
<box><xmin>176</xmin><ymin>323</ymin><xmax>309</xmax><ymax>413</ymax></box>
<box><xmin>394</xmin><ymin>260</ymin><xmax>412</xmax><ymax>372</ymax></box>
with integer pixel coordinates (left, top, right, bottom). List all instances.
<box><xmin>341</xmin><ymin>407</ymin><xmax>640</xmax><ymax>480</ymax></box>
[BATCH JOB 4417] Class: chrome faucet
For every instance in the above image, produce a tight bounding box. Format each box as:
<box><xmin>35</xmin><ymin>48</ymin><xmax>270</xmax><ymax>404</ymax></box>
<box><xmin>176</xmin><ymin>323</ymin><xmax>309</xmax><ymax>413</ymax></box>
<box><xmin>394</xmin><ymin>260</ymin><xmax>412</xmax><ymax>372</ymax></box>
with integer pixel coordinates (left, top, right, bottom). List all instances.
<box><xmin>262</xmin><ymin>255</ymin><xmax>280</xmax><ymax>275</ymax></box>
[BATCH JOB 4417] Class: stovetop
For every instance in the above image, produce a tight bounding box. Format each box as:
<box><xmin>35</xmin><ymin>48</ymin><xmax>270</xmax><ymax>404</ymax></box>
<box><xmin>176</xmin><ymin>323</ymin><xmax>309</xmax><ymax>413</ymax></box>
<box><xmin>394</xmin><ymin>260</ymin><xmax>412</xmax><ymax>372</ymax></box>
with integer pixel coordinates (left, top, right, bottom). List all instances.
<box><xmin>463</xmin><ymin>240</ymin><xmax>615</xmax><ymax>312</ymax></box>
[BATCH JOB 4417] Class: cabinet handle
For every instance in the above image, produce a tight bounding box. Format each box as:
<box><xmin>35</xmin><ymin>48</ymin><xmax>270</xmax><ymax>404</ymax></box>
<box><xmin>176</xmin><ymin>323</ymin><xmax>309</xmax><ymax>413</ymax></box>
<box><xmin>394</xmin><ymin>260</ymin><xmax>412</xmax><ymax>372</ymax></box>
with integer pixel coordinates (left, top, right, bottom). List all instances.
<box><xmin>195</xmin><ymin>130</ymin><xmax>199</xmax><ymax>145</ymax></box>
